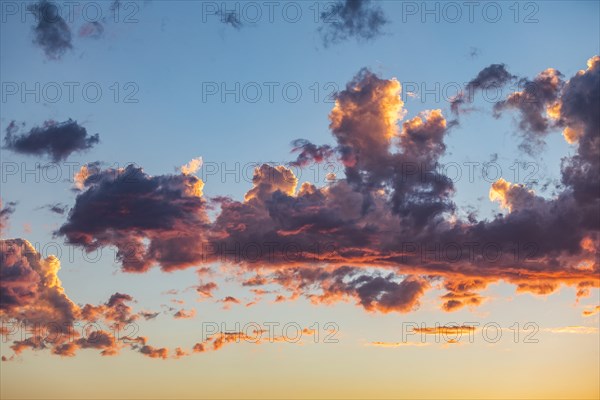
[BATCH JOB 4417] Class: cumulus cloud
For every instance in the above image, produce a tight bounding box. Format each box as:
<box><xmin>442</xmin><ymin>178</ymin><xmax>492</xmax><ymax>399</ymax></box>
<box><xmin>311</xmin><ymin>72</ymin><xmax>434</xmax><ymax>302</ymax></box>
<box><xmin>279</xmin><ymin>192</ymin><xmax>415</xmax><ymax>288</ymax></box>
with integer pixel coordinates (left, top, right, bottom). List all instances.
<box><xmin>55</xmin><ymin>60</ymin><xmax>599</xmax><ymax>317</ymax></box>
<box><xmin>0</xmin><ymin>239</ymin><xmax>172</xmax><ymax>360</ymax></box>
<box><xmin>180</xmin><ymin>157</ymin><xmax>203</xmax><ymax>175</ymax></box>
<box><xmin>58</xmin><ymin>164</ymin><xmax>209</xmax><ymax>272</ymax></box>
<box><xmin>4</xmin><ymin>119</ymin><xmax>99</xmax><ymax>161</ymax></box>
<box><xmin>319</xmin><ymin>0</ymin><xmax>388</xmax><ymax>45</ymax></box>
<box><xmin>0</xmin><ymin>239</ymin><xmax>78</xmax><ymax>324</ymax></box>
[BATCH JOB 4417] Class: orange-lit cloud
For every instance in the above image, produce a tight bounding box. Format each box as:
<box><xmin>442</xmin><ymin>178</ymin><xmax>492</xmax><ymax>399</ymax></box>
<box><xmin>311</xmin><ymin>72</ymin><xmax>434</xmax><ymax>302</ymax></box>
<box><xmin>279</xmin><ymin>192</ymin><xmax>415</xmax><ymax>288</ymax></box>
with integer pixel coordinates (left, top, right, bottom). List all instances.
<box><xmin>367</xmin><ymin>341</ymin><xmax>430</xmax><ymax>348</ymax></box>
<box><xmin>582</xmin><ymin>306</ymin><xmax>600</xmax><ymax>317</ymax></box>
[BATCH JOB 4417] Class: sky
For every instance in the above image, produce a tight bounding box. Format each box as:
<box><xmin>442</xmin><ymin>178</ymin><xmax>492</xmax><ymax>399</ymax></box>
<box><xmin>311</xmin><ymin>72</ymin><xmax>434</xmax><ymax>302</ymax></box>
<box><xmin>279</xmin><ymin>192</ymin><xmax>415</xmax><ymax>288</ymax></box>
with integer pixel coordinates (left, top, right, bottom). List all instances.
<box><xmin>0</xmin><ymin>1</ymin><xmax>599</xmax><ymax>399</ymax></box>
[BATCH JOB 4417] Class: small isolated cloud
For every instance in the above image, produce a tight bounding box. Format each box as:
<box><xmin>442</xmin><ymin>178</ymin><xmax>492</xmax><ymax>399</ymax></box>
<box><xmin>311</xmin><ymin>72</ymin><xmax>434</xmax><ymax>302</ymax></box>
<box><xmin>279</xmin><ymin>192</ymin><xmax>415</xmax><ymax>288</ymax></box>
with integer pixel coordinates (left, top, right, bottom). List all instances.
<box><xmin>218</xmin><ymin>10</ymin><xmax>243</xmax><ymax>30</ymax></box>
<box><xmin>367</xmin><ymin>341</ymin><xmax>430</xmax><ymax>348</ymax></box>
<box><xmin>0</xmin><ymin>200</ymin><xmax>17</xmax><ymax>236</ymax></box>
<box><xmin>450</xmin><ymin>63</ymin><xmax>516</xmax><ymax>115</ymax></box>
<box><xmin>173</xmin><ymin>308</ymin><xmax>196</xmax><ymax>319</ymax></box>
<box><xmin>4</xmin><ymin>119</ymin><xmax>99</xmax><ymax>161</ymax></box>
<box><xmin>40</xmin><ymin>203</ymin><xmax>68</xmax><ymax>215</ymax></box>
<box><xmin>544</xmin><ymin>326</ymin><xmax>599</xmax><ymax>334</ymax></box>
<box><xmin>413</xmin><ymin>326</ymin><xmax>477</xmax><ymax>335</ymax></box>
<box><xmin>29</xmin><ymin>0</ymin><xmax>73</xmax><ymax>59</ymax></box>
<box><xmin>319</xmin><ymin>0</ymin><xmax>388</xmax><ymax>46</ymax></box>
<box><xmin>218</xmin><ymin>296</ymin><xmax>240</xmax><ymax>309</ymax></box>
<box><xmin>139</xmin><ymin>311</ymin><xmax>160</xmax><ymax>320</ymax></box>
<box><xmin>79</xmin><ymin>21</ymin><xmax>104</xmax><ymax>39</ymax></box>
<box><xmin>582</xmin><ymin>305</ymin><xmax>600</xmax><ymax>317</ymax></box>
<box><xmin>195</xmin><ymin>282</ymin><xmax>218</xmax><ymax>299</ymax></box>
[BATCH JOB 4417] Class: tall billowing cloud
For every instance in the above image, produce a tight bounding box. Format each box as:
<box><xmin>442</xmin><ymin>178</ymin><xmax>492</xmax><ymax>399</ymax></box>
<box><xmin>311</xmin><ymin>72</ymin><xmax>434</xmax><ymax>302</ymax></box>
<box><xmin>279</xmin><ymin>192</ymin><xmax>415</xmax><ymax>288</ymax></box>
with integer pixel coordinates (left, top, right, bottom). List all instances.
<box><xmin>319</xmin><ymin>0</ymin><xmax>388</xmax><ymax>45</ymax></box>
<box><xmin>4</xmin><ymin>119</ymin><xmax>99</xmax><ymax>161</ymax></box>
<box><xmin>555</xmin><ymin>56</ymin><xmax>600</xmax><ymax>206</ymax></box>
<box><xmin>29</xmin><ymin>0</ymin><xmax>73</xmax><ymax>59</ymax></box>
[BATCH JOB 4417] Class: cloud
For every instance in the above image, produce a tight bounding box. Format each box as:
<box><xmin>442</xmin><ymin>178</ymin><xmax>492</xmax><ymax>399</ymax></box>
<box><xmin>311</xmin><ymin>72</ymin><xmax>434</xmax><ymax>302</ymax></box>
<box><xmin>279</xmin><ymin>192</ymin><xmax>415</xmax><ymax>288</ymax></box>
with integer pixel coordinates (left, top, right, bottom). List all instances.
<box><xmin>55</xmin><ymin>60</ymin><xmax>599</xmax><ymax>316</ymax></box>
<box><xmin>57</xmin><ymin>164</ymin><xmax>209</xmax><ymax>272</ymax></box>
<box><xmin>319</xmin><ymin>0</ymin><xmax>388</xmax><ymax>45</ymax></box>
<box><xmin>138</xmin><ymin>344</ymin><xmax>169</xmax><ymax>359</ymax></box>
<box><xmin>493</xmin><ymin>68</ymin><xmax>564</xmax><ymax>154</ymax></box>
<box><xmin>195</xmin><ymin>282</ymin><xmax>218</xmax><ymax>298</ymax></box>
<box><xmin>41</xmin><ymin>203</ymin><xmax>68</xmax><ymax>215</ymax></box>
<box><xmin>0</xmin><ymin>238</ymin><xmax>163</xmax><ymax>360</ymax></box>
<box><xmin>180</xmin><ymin>157</ymin><xmax>203</xmax><ymax>176</ymax></box>
<box><xmin>0</xmin><ymin>239</ymin><xmax>78</xmax><ymax>324</ymax></box>
<box><xmin>78</xmin><ymin>21</ymin><xmax>104</xmax><ymax>39</ymax></box>
<box><xmin>173</xmin><ymin>308</ymin><xmax>196</xmax><ymax>319</ymax></box>
<box><xmin>582</xmin><ymin>306</ymin><xmax>600</xmax><ymax>317</ymax></box>
<box><xmin>544</xmin><ymin>326</ymin><xmax>599</xmax><ymax>334</ymax></box>
<box><xmin>81</xmin><ymin>292</ymin><xmax>138</xmax><ymax>326</ymax></box>
<box><xmin>413</xmin><ymin>326</ymin><xmax>477</xmax><ymax>335</ymax></box>
<box><xmin>289</xmin><ymin>139</ymin><xmax>335</xmax><ymax>167</ymax></box>
<box><xmin>218</xmin><ymin>296</ymin><xmax>241</xmax><ymax>309</ymax></box>
<box><xmin>367</xmin><ymin>341</ymin><xmax>430</xmax><ymax>348</ymax></box>
<box><xmin>271</xmin><ymin>267</ymin><xmax>430</xmax><ymax>313</ymax></box>
<box><xmin>139</xmin><ymin>311</ymin><xmax>160</xmax><ymax>320</ymax></box>
<box><xmin>451</xmin><ymin>63</ymin><xmax>516</xmax><ymax>115</ymax></box>
<box><xmin>29</xmin><ymin>0</ymin><xmax>73</xmax><ymax>59</ymax></box>
<box><xmin>4</xmin><ymin>119</ymin><xmax>99</xmax><ymax>161</ymax></box>
<box><xmin>0</xmin><ymin>200</ymin><xmax>17</xmax><ymax>236</ymax></box>
<box><xmin>218</xmin><ymin>10</ymin><xmax>243</xmax><ymax>30</ymax></box>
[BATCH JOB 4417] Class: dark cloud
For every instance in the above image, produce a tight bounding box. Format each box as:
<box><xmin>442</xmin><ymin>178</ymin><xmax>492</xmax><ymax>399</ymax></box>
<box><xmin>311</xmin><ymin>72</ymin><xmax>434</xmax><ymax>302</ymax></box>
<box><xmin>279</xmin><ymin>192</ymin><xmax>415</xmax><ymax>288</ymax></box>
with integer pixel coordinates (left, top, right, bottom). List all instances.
<box><xmin>4</xmin><ymin>119</ymin><xmax>99</xmax><ymax>162</ymax></box>
<box><xmin>451</xmin><ymin>64</ymin><xmax>516</xmax><ymax>114</ymax></box>
<box><xmin>218</xmin><ymin>10</ymin><xmax>243</xmax><ymax>29</ymax></box>
<box><xmin>56</xmin><ymin>60</ymin><xmax>599</xmax><ymax>315</ymax></box>
<box><xmin>556</xmin><ymin>56</ymin><xmax>600</xmax><ymax>206</ymax></box>
<box><xmin>29</xmin><ymin>0</ymin><xmax>73</xmax><ymax>59</ymax></box>
<box><xmin>274</xmin><ymin>266</ymin><xmax>429</xmax><ymax>313</ymax></box>
<box><xmin>39</xmin><ymin>203</ymin><xmax>68</xmax><ymax>215</ymax></box>
<box><xmin>0</xmin><ymin>200</ymin><xmax>17</xmax><ymax>236</ymax></box>
<box><xmin>289</xmin><ymin>139</ymin><xmax>335</xmax><ymax>167</ymax></box>
<box><xmin>493</xmin><ymin>68</ymin><xmax>564</xmax><ymax>154</ymax></box>
<box><xmin>139</xmin><ymin>311</ymin><xmax>160</xmax><ymax>320</ymax></box>
<box><xmin>319</xmin><ymin>0</ymin><xmax>388</xmax><ymax>45</ymax></box>
<box><xmin>58</xmin><ymin>164</ymin><xmax>210</xmax><ymax>272</ymax></box>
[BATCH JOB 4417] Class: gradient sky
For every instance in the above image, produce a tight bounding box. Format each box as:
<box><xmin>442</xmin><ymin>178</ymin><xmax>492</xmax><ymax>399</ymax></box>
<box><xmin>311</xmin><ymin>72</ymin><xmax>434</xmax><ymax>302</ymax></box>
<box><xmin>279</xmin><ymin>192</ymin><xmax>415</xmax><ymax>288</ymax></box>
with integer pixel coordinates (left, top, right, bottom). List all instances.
<box><xmin>1</xmin><ymin>1</ymin><xmax>599</xmax><ymax>399</ymax></box>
